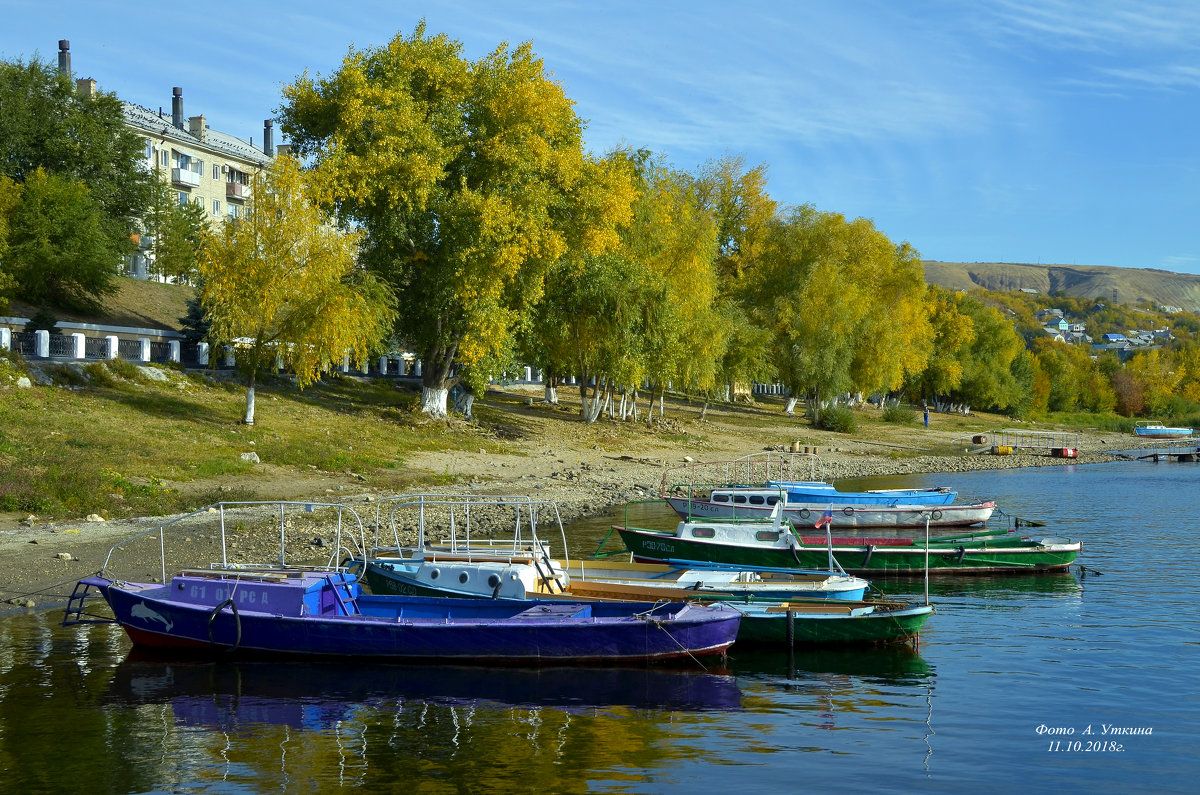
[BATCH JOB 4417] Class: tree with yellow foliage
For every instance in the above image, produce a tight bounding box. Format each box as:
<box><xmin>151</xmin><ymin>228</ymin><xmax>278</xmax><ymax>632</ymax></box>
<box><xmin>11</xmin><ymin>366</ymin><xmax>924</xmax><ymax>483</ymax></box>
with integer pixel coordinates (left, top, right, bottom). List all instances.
<box><xmin>199</xmin><ymin>156</ymin><xmax>395</xmax><ymax>425</ymax></box>
<box><xmin>749</xmin><ymin>206</ymin><xmax>930</xmax><ymax>423</ymax></box>
<box><xmin>279</xmin><ymin>23</ymin><xmax>631</xmax><ymax>417</ymax></box>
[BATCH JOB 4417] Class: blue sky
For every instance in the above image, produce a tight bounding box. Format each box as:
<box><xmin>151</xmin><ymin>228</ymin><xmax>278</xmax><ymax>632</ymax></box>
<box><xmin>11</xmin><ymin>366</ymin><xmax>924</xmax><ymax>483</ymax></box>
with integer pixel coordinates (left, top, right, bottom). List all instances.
<box><xmin>3</xmin><ymin>0</ymin><xmax>1199</xmax><ymax>273</ymax></box>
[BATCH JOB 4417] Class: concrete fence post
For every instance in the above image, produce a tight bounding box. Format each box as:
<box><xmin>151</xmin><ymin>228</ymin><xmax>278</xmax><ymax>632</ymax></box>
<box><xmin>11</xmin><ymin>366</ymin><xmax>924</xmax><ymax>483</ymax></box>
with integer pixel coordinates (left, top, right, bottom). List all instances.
<box><xmin>341</xmin><ymin>354</ymin><xmax>350</xmax><ymax>374</ymax></box>
<box><xmin>71</xmin><ymin>333</ymin><xmax>86</xmax><ymax>359</ymax></box>
<box><xmin>415</xmin><ymin>360</ymin><xmax>422</xmax><ymax>377</ymax></box>
<box><xmin>0</xmin><ymin>328</ymin><xmax>9</xmax><ymax>350</ymax></box>
<box><xmin>138</xmin><ymin>338</ymin><xmax>150</xmax><ymax>362</ymax></box>
<box><xmin>224</xmin><ymin>346</ymin><xmax>235</xmax><ymax>368</ymax></box>
<box><xmin>197</xmin><ymin>342</ymin><xmax>209</xmax><ymax>366</ymax></box>
<box><xmin>34</xmin><ymin>330</ymin><xmax>49</xmax><ymax>358</ymax></box>
<box><xmin>523</xmin><ymin>366</ymin><xmax>532</xmax><ymax>382</ymax></box>
<box><xmin>105</xmin><ymin>335</ymin><xmax>119</xmax><ymax>359</ymax></box>
<box><xmin>378</xmin><ymin>356</ymin><xmax>389</xmax><ymax>376</ymax></box>
<box><xmin>168</xmin><ymin>340</ymin><xmax>180</xmax><ymax>363</ymax></box>
<box><xmin>397</xmin><ymin>358</ymin><xmax>407</xmax><ymax>376</ymax></box>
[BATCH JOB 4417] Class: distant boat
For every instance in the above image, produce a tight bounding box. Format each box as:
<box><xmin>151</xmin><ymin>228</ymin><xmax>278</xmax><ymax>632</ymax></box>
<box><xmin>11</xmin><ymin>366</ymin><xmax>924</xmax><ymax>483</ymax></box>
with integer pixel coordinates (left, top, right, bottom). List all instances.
<box><xmin>62</xmin><ymin>501</ymin><xmax>742</xmax><ymax>664</ymax></box>
<box><xmin>613</xmin><ymin>513</ymin><xmax>1081</xmax><ymax>577</ymax></box>
<box><xmin>1134</xmin><ymin>421</ymin><xmax>1193</xmax><ymax>439</ymax></box>
<box><xmin>664</xmin><ymin>487</ymin><xmax>995</xmax><ymax>529</ymax></box>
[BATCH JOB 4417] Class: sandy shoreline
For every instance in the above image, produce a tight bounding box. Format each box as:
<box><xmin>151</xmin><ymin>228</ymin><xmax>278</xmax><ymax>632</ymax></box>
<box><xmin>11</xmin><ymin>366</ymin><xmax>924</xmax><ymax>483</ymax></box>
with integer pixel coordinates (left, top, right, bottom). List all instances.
<box><xmin>0</xmin><ymin>395</ymin><xmax>1126</xmax><ymax>611</ymax></box>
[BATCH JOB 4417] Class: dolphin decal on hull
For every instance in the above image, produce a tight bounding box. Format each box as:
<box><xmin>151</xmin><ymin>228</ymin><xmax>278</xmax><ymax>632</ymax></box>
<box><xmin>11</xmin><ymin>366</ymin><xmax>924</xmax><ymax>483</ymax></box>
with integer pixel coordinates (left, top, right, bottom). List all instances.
<box><xmin>130</xmin><ymin>601</ymin><xmax>174</xmax><ymax>633</ymax></box>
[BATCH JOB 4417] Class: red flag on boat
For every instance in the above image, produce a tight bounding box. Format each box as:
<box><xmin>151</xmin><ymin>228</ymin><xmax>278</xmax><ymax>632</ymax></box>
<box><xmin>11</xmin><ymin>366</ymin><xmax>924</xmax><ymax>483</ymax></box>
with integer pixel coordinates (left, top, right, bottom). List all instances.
<box><xmin>814</xmin><ymin>507</ymin><xmax>833</xmax><ymax>528</ymax></box>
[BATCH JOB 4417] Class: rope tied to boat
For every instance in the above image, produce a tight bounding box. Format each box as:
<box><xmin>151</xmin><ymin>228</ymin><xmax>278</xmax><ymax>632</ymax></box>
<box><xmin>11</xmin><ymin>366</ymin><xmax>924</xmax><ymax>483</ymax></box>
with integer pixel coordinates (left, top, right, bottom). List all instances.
<box><xmin>637</xmin><ymin>599</ymin><xmax>711</xmax><ymax>671</ymax></box>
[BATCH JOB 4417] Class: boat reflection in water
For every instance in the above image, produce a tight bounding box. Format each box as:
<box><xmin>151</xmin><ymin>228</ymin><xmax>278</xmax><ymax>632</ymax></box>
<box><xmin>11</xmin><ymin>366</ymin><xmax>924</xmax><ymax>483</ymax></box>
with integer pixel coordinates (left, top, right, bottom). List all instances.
<box><xmin>729</xmin><ymin>644</ymin><xmax>935</xmax><ymax>682</ymax></box>
<box><xmin>107</xmin><ymin>651</ymin><xmax>744</xmax><ymax>729</ymax></box>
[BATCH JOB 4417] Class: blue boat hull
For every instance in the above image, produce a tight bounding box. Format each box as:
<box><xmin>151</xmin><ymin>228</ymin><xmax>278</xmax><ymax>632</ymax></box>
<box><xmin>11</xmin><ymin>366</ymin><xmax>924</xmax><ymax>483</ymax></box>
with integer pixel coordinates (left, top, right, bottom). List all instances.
<box><xmin>79</xmin><ymin>575</ymin><xmax>741</xmax><ymax>664</ymax></box>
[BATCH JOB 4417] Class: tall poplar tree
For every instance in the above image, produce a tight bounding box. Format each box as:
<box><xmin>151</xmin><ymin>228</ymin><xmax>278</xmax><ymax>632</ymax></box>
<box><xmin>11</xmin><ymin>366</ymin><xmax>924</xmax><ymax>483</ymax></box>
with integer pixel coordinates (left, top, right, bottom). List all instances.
<box><xmin>279</xmin><ymin>23</ymin><xmax>631</xmax><ymax>416</ymax></box>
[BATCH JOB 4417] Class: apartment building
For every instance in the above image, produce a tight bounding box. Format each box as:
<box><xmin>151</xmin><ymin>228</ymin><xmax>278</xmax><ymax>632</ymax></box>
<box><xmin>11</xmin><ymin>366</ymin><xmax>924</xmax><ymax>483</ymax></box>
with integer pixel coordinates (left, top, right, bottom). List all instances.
<box><xmin>58</xmin><ymin>40</ymin><xmax>279</xmax><ymax>280</ymax></box>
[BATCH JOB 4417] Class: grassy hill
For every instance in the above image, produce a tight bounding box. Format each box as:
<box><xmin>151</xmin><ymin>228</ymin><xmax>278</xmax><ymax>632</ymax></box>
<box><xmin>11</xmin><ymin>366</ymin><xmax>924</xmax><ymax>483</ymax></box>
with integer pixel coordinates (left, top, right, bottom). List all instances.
<box><xmin>5</xmin><ymin>278</ymin><xmax>193</xmax><ymax>331</ymax></box>
<box><xmin>923</xmin><ymin>261</ymin><xmax>1200</xmax><ymax>313</ymax></box>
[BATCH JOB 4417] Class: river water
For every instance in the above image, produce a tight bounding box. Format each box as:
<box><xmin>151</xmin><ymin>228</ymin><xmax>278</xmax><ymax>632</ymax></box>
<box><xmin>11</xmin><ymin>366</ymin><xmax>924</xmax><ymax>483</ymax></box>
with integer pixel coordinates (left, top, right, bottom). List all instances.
<box><xmin>0</xmin><ymin>460</ymin><xmax>1196</xmax><ymax>793</ymax></box>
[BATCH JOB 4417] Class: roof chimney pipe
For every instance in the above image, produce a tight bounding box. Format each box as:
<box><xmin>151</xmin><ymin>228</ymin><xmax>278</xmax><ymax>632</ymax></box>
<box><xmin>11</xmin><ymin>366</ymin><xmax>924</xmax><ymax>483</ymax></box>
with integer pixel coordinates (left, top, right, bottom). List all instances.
<box><xmin>263</xmin><ymin>120</ymin><xmax>275</xmax><ymax>157</ymax></box>
<box><xmin>172</xmin><ymin>87</ymin><xmax>184</xmax><ymax>130</ymax></box>
<box><xmin>57</xmin><ymin>40</ymin><xmax>70</xmax><ymax>75</ymax></box>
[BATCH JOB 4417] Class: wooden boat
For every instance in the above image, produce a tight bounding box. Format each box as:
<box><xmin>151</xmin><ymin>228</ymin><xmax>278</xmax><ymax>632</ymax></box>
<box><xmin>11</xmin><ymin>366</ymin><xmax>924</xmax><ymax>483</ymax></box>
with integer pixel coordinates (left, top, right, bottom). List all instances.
<box><xmin>612</xmin><ymin>513</ymin><xmax>1081</xmax><ymax>577</ymax></box>
<box><xmin>362</xmin><ymin>554</ymin><xmax>871</xmax><ymax>602</ymax></box>
<box><xmin>664</xmin><ymin>487</ymin><xmax>995</xmax><ymax>529</ymax></box>
<box><xmin>1134</xmin><ymin>421</ymin><xmax>1194</xmax><ymax>439</ymax></box>
<box><xmin>62</xmin><ymin>501</ymin><xmax>741</xmax><ymax>664</ymax></box>
<box><xmin>358</xmin><ymin>493</ymin><xmax>870</xmax><ymax>602</ymax></box>
<box><xmin>729</xmin><ymin>599</ymin><xmax>933</xmax><ymax>646</ymax></box>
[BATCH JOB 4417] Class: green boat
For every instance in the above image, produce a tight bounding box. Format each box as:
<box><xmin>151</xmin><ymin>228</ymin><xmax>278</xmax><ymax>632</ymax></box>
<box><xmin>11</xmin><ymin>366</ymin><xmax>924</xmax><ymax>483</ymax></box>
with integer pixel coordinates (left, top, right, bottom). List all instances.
<box><xmin>613</xmin><ymin>515</ymin><xmax>1081</xmax><ymax>577</ymax></box>
<box><xmin>730</xmin><ymin>599</ymin><xmax>933</xmax><ymax>646</ymax></box>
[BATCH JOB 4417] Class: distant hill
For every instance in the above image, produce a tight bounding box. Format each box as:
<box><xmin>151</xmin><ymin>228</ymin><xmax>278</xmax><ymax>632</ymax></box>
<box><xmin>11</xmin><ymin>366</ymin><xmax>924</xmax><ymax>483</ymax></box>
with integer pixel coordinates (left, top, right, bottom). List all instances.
<box><xmin>922</xmin><ymin>261</ymin><xmax>1200</xmax><ymax>313</ymax></box>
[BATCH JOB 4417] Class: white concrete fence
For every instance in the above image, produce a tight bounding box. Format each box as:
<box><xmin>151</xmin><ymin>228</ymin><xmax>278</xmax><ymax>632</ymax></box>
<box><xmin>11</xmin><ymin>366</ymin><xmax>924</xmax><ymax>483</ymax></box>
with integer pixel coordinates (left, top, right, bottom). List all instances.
<box><xmin>1</xmin><ymin>324</ymin><xmax>790</xmax><ymax>393</ymax></box>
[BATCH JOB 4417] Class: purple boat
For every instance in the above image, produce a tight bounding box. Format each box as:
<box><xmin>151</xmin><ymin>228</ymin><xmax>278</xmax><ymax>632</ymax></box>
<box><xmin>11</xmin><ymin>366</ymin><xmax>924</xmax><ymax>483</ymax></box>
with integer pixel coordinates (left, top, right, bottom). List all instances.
<box><xmin>62</xmin><ymin>501</ymin><xmax>740</xmax><ymax>664</ymax></box>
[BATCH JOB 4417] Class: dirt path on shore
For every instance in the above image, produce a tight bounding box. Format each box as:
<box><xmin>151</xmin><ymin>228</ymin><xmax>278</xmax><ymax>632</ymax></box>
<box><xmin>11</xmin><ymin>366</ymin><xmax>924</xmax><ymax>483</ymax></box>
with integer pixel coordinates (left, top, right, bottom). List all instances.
<box><xmin>0</xmin><ymin>391</ymin><xmax>1122</xmax><ymax>611</ymax></box>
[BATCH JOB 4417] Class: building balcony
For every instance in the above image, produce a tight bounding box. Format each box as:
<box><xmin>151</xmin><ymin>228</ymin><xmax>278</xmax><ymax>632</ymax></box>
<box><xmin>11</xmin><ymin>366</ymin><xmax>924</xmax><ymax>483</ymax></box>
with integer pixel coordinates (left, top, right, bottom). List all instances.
<box><xmin>226</xmin><ymin>181</ymin><xmax>249</xmax><ymax>200</ymax></box>
<box><xmin>172</xmin><ymin>167</ymin><xmax>201</xmax><ymax>188</ymax></box>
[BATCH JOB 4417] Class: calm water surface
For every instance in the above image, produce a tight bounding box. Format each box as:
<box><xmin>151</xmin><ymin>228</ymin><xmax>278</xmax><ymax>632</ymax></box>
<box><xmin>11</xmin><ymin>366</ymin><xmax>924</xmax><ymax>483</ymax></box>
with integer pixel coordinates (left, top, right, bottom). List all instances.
<box><xmin>1</xmin><ymin>461</ymin><xmax>1197</xmax><ymax>793</ymax></box>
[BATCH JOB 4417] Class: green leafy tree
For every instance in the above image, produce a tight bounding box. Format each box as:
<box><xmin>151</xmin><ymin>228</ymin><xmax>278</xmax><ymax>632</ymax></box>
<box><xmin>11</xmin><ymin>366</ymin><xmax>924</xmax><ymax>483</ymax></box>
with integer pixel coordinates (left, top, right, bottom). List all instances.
<box><xmin>145</xmin><ymin>182</ymin><xmax>210</xmax><ymax>283</ymax></box>
<box><xmin>0</xmin><ymin>56</ymin><xmax>155</xmax><ymax>306</ymax></box>
<box><xmin>279</xmin><ymin>23</ymin><xmax>631</xmax><ymax>417</ymax></box>
<box><xmin>950</xmin><ymin>296</ymin><xmax>1027</xmax><ymax>412</ymax></box>
<box><xmin>199</xmin><ymin>156</ymin><xmax>396</xmax><ymax>425</ymax></box>
<box><xmin>0</xmin><ymin>175</ymin><xmax>17</xmax><ymax>312</ymax></box>
<box><xmin>4</xmin><ymin>168</ymin><xmax>117</xmax><ymax>311</ymax></box>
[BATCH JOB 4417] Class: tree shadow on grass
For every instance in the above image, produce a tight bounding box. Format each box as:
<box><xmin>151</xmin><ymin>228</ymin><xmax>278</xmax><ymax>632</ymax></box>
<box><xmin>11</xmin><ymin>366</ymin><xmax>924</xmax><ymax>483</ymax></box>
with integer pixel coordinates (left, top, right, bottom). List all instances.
<box><xmin>90</xmin><ymin>385</ymin><xmax>237</xmax><ymax>426</ymax></box>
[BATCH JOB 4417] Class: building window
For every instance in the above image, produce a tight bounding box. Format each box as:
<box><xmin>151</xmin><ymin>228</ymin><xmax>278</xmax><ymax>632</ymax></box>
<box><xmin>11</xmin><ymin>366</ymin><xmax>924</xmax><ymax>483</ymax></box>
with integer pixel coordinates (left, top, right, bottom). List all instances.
<box><xmin>213</xmin><ymin>199</ymin><xmax>220</xmax><ymax>216</ymax></box>
<box><xmin>213</xmin><ymin>164</ymin><xmax>220</xmax><ymax>180</ymax></box>
<box><xmin>145</xmin><ymin>139</ymin><xmax>153</xmax><ymax>160</ymax></box>
<box><xmin>160</xmin><ymin>150</ymin><xmax>168</xmax><ymax>167</ymax></box>
<box><xmin>228</xmin><ymin>205</ymin><xmax>240</xmax><ymax>219</ymax></box>
<box><xmin>177</xmin><ymin>191</ymin><xmax>187</xmax><ymax>207</ymax></box>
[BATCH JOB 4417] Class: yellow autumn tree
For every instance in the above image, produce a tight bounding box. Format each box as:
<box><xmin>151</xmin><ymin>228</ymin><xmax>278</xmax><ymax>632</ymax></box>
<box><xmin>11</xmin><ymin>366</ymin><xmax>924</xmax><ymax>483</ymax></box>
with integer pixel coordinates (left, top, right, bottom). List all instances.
<box><xmin>280</xmin><ymin>23</ymin><xmax>631</xmax><ymax>417</ymax></box>
<box><xmin>749</xmin><ymin>206</ymin><xmax>930</xmax><ymax>422</ymax></box>
<box><xmin>199</xmin><ymin>155</ymin><xmax>396</xmax><ymax>425</ymax></box>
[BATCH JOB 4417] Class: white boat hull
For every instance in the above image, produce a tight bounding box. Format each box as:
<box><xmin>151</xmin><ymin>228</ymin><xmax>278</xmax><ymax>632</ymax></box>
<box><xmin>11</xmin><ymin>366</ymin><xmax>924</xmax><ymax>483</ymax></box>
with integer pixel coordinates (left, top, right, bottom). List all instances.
<box><xmin>665</xmin><ymin>496</ymin><xmax>995</xmax><ymax>529</ymax></box>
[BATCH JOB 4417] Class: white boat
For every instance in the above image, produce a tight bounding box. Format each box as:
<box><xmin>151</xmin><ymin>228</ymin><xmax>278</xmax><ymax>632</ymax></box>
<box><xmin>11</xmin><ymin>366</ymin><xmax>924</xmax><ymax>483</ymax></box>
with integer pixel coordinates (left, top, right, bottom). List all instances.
<box><xmin>665</xmin><ymin>487</ymin><xmax>995</xmax><ymax>529</ymax></box>
<box><xmin>357</xmin><ymin>493</ymin><xmax>870</xmax><ymax>602</ymax></box>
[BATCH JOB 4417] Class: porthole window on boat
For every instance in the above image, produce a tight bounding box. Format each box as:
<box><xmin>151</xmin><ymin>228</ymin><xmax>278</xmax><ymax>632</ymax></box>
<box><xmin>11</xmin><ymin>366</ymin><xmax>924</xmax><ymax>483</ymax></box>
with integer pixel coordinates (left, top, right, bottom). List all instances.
<box><xmin>767</xmin><ymin>496</ymin><xmax>779</xmax><ymax>505</ymax></box>
<box><xmin>733</xmin><ymin>496</ymin><xmax>747</xmax><ymax>504</ymax></box>
<box><xmin>756</xmin><ymin>531</ymin><xmax>780</xmax><ymax>542</ymax></box>
<box><xmin>714</xmin><ymin>494</ymin><xmax>730</xmax><ymax>503</ymax></box>
<box><xmin>430</xmin><ymin>569</ymin><xmax>440</xmax><ymax>579</ymax></box>
<box><xmin>459</xmin><ymin>572</ymin><xmax>469</xmax><ymax>583</ymax></box>
<box><xmin>749</xmin><ymin>495</ymin><xmax>765</xmax><ymax>505</ymax></box>
<box><xmin>487</xmin><ymin>574</ymin><xmax>500</xmax><ymax>587</ymax></box>
<box><xmin>692</xmin><ymin>527</ymin><xmax>716</xmax><ymax>538</ymax></box>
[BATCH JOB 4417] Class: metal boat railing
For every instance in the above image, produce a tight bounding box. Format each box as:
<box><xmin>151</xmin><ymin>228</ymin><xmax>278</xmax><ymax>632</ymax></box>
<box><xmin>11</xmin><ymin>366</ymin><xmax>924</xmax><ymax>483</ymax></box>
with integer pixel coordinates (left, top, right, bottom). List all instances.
<box><xmin>97</xmin><ymin>500</ymin><xmax>368</xmax><ymax>585</ymax></box>
<box><xmin>368</xmin><ymin>493</ymin><xmax>570</xmax><ymax>567</ymax></box>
